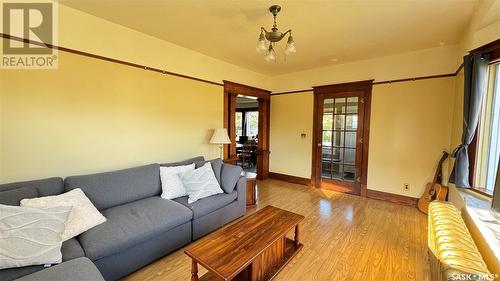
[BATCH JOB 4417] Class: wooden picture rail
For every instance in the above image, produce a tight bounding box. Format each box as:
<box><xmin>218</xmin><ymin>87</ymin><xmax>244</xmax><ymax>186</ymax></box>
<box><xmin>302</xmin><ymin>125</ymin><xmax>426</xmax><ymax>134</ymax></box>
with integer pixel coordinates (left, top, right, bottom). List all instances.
<box><xmin>271</xmin><ymin>63</ymin><xmax>465</xmax><ymax>96</ymax></box>
<box><xmin>0</xmin><ymin>33</ymin><xmax>225</xmax><ymax>87</ymax></box>
<box><xmin>2</xmin><ymin>32</ymin><xmax>466</xmax><ymax>96</ymax></box>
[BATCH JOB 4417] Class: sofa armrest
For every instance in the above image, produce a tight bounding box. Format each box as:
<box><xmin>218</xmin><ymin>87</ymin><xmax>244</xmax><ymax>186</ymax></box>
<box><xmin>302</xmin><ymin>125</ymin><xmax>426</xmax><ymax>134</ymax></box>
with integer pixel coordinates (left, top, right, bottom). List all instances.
<box><xmin>236</xmin><ymin>176</ymin><xmax>247</xmax><ymax>205</ymax></box>
<box><xmin>220</xmin><ymin>163</ymin><xmax>243</xmax><ymax>192</ymax></box>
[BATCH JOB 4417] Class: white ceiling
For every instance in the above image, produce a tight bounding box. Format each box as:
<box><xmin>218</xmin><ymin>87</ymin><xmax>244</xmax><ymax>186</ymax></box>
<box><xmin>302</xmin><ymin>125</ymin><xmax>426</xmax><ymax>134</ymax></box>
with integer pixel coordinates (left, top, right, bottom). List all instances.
<box><xmin>61</xmin><ymin>0</ymin><xmax>479</xmax><ymax>76</ymax></box>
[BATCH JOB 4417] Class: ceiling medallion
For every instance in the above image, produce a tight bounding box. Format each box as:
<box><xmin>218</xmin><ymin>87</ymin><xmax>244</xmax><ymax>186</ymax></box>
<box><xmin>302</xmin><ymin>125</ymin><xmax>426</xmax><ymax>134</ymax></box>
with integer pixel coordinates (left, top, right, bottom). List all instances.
<box><xmin>256</xmin><ymin>5</ymin><xmax>296</xmax><ymax>62</ymax></box>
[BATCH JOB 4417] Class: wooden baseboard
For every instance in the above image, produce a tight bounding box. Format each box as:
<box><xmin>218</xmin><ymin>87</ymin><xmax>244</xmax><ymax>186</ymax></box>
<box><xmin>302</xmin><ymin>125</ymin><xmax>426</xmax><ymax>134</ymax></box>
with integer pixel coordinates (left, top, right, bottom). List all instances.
<box><xmin>268</xmin><ymin>172</ymin><xmax>311</xmax><ymax>186</ymax></box>
<box><xmin>266</xmin><ymin>174</ymin><xmax>417</xmax><ymax>206</ymax></box>
<box><xmin>366</xmin><ymin>189</ymin><xmax>418</xmax><ymax>206</ymax></box>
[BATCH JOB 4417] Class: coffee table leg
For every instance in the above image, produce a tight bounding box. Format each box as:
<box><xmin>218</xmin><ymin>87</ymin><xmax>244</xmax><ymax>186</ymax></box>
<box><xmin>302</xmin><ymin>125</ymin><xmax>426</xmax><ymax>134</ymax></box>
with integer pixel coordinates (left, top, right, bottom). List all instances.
<box><xmin>191</xmin><ymin>260</ymin><xmax>198</xmax><ymax>281</ymax></box>
<box><xmin>294</xmin><ymin>224</ymin><xmax>300</xmax><ymax>247</ymax></box>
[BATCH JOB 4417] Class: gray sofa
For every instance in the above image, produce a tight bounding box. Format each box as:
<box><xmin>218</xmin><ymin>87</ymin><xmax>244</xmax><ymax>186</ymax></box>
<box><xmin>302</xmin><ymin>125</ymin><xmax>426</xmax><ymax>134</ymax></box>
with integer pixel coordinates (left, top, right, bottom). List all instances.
<box><xmin>0</xmin><ymin>156</ymin><xmax>246</xmax><ymax>281</ymax></box>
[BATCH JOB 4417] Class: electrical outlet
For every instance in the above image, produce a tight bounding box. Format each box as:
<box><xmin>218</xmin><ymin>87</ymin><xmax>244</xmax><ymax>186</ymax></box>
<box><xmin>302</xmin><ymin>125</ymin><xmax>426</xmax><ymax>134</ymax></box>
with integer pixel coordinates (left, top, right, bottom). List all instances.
<box><xmin>403</xmin><ymin>183</ymin><xmax>410</xmax><ymax>191</ymax></box>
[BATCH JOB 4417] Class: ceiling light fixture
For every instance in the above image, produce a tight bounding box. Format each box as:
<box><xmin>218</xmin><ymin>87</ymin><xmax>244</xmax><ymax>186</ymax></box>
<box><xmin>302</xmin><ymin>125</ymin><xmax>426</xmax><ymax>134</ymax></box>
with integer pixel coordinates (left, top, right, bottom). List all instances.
<box><xmin>256</xmin><ymin>5</ymin><xmax>296</xmax><ymax>62</ymax></box>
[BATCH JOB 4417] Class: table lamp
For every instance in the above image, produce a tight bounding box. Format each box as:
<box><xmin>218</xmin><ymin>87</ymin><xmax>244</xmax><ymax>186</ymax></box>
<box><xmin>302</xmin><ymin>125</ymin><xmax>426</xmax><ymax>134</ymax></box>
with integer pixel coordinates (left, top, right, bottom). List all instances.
<box><xmin>210</xmin><ymin>128</ymin><xmax>231</xmax><ymax>159</ymax></box>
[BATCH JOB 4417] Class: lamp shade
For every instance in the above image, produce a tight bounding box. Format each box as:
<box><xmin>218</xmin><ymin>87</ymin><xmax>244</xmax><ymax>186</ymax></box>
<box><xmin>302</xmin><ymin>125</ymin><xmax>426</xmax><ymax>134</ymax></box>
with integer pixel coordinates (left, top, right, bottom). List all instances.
<box><xmin>210</xmin><ymin>128</ymin><xmax>231</xmax><ymax>144</ymax></box>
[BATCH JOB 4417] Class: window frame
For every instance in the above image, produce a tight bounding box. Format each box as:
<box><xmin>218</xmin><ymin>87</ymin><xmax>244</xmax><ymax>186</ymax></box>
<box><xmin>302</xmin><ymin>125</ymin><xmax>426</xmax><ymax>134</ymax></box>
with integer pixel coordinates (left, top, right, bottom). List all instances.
<box><xmin>468</xmin><ymin>44</ymin><xmax>500</xmax><ymax>197</ymax></box>
<box><xmin>235</xmin><ymin>111</ymin><xmax>243</xmax><ymax>138</ymax></box>
<box><xmin>235</xmin><ymin>107</ymin><xmax>258</xmax><ymax>138</ymax></box>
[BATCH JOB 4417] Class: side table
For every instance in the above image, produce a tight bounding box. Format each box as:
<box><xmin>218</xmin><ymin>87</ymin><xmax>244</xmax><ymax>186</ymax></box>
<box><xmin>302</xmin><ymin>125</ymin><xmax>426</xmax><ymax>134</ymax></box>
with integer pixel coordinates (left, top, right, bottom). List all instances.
<box><xmin>241</xmin><ymin>171</ymin><xmax>257</xmax><ymax>206</ymax></box>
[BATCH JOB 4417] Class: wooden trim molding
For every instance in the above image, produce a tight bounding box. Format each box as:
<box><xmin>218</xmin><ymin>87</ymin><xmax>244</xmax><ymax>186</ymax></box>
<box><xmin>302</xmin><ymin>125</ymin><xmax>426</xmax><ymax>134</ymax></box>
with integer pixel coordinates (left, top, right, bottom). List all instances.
<box><xmin>372</xmin><ymin>73</ymin><xmax>456</xmax><ymax>85</ymax></box>
<box><xmin>0</xmin><ymin>33</ymin><xmax>225</xmax><ymax>87</ymax></box>
<box><xmin>271</xmin><ymin>64</ymin><xmax>465</xmax><ymax>96</ymax></box>
<box><xmin>311</xmin><ymin>80</ymin><xmax>373</xmax><ymax>197</ymax></box>
<box><xmin>268</xmin><ymin>172</ymin><xmax>312</xmax><ymax>186</ymax></box>
<box><xmin>312</xmin><ymin>79</ymin><xmax>374</xmax><ymax>94</ymax></box>
<box><xmin>223</xmin><ymin>81</ymin><xmax>271</xmax><ymax>180</ymax></box>
<box><xmin>471</xmin><ymin>38</ymin><xmax>500</xmax><ymax>61</ymax></box>
<box><xmin>366</xmin><ymin>189</ymin><xmax>418</xmax><ymax>206</ymax></box>
<box><xmin>268</xmin><ymin>173</ymin><xmax>418</xmax><ymax>206</ymax></box>
<box><xmin>271</xmin><ymin>89</ymin><xmax>312</xmax><ymax>96</ymax></box>
<box><xmin>223</xmin><ymin>80</ymin><xmax>271</xmax><ymax>100</ymax></box>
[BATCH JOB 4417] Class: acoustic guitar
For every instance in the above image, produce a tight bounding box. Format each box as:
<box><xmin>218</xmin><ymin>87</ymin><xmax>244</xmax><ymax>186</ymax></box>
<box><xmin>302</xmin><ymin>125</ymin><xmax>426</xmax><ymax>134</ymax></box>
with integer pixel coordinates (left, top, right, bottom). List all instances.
<box><xmin>417</xmin><ymin>151</ymin><xmax>449</xmax><ymax>214</ymax></box>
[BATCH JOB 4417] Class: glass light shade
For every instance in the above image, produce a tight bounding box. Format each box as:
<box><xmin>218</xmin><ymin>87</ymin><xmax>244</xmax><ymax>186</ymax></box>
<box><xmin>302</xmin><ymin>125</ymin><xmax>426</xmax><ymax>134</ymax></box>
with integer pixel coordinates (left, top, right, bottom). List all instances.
<box><xmin>285</xmin><ymin>35</ymin><xmax>296</xmax><ymax>55</ymax></box>
<box><xmin>265</xmin><ymin>45</ymin><xmax>276</xmax><ymax>62</ymax></box>
<box><xmin>256</xmin><ymin>32</ymin><xmax>267</xmax><ymax>53</ymax></box>
<box><xmin>256</xmin><ymin>40</ymin><xmax>266</xmax><ymax>53</ymax></box>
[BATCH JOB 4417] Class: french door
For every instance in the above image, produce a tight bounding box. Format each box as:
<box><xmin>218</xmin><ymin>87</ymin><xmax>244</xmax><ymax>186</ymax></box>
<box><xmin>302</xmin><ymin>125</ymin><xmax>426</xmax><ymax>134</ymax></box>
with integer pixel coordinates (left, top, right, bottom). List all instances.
<box><xmin>312</xmin><ymin>81</ymin><xmax>372</xmax><ymax>195</ymax></box>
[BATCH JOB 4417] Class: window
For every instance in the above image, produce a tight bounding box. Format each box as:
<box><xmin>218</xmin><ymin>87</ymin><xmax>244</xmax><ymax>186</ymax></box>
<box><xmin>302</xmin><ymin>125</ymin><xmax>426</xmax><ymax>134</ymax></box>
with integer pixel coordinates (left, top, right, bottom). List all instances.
<box><xmin>235</xmin><ymin>112</ymin><xmax>243</xmax><ymax>138</ymax></box>
<box><xmin>474</xmin><ymin>62</ymin><xmax>500</xmax><ymax>195</ymax></box>
<box><xmin>246</xmin><ymin>111</ymin><xmax>259</xmax><ymax>137</ymax></box>
<box><xmin>235</xmin><ymin>110</ymin><xmax>258</xmax><ymax>139</ymax></box>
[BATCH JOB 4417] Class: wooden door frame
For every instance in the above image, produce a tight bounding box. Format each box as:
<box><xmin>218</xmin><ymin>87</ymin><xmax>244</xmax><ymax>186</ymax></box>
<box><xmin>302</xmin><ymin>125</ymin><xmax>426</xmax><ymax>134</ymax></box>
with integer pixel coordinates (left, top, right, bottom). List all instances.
<box><xmin>311</xmin><ymin>80</ymin><xmax>373</xmax><ymax>196</ymax></box>
<box><xmin>223</xmin><ymin>80</ymin><xmax>271</xmax><ymax>180</ymax></box>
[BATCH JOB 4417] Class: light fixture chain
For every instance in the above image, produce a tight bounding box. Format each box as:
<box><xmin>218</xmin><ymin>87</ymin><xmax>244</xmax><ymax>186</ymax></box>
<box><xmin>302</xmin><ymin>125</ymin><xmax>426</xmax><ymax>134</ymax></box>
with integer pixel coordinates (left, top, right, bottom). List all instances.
<box><xmin>256</xmin><ymin>4</ymin><xmax>295</xmax><ymax>62</ymax></box>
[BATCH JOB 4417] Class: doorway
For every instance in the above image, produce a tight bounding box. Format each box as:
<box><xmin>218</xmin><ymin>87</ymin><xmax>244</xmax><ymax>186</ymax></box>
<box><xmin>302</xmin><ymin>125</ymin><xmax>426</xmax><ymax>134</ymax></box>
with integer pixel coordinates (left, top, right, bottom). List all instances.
<box><xmin>311</xmin><ymin>80</ymin><xmax>372</xmax><ymax>195</ymax></box>
<box><xmin>235</xmin><ymin>96</ymin><xmax>259</xmax><ymax>173</ymax></box>
<box><xmin>223</xmin><ymin>81</ymin><xmax>271</xmax><ymax>180</ymax></box>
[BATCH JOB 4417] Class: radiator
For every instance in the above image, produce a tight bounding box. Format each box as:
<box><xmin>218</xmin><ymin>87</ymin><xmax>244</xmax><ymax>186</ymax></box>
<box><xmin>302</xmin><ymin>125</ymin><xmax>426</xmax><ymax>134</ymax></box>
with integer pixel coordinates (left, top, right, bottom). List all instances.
<box><xmin>428</xmin><ymin>201</ymin><xmax>492</xmax><ymax>281</ymax></box>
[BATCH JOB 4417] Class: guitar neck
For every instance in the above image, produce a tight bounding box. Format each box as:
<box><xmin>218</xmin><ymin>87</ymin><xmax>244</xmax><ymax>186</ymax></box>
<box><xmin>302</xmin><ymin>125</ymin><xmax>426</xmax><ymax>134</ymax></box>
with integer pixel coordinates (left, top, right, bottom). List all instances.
<box><xmin>433</xmin><ymin>152</ymin><xmax>449</xmax><ymax>184</ymax></box>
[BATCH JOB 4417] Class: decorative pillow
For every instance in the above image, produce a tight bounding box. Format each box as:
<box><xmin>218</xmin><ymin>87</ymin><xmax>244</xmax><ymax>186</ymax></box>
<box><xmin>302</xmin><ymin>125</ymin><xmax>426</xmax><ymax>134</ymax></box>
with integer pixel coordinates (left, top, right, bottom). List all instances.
<box><xmin>21</xmin><ymin>188</ymin><xmax>106</xmax><ymax>241</ymax></box>
<box><xmin>0</xmin><ymin>205</ymin><xmax>71</xmax><ymax>269</ymax></box>
<box><xmin>194</xmin><ymin>158</ymin><xmax>223</xmax><ymax>183</ymax></box>
<box><xmin>220</xmin><ymin>164</ymin><xmax>243</xmax><ymax>193</ymax></box>
<box><xmin>0</xmin><ymin>186</ymin><xmax>39</xmax><ymax>206</ymax></box>
<box><xmin>182</xmin><ymin>162</ymin><xmax>224</xmax><ymax>204</ymax></box>
<box><xmin>160</xmin><ymin>163</ymin><xmax>195</xmax><ymax>199</ymax></box>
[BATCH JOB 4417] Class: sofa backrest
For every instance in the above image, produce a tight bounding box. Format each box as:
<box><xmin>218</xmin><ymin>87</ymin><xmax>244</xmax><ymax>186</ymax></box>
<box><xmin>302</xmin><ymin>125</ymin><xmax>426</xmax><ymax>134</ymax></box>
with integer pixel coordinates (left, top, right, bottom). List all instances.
<box><xmin>64</xmin><ymin>164</ymin><xmax>160</xmax><ymax>210</ymax></box>
<box><xmin>160</xmin><ymin>156</ymin><xmax>205</xmax><ymax>168</ymax></box>
<box><xmin>0</xmin><ymin>177</ymin><xmax>64</xmax><ymax>198</ymax></box>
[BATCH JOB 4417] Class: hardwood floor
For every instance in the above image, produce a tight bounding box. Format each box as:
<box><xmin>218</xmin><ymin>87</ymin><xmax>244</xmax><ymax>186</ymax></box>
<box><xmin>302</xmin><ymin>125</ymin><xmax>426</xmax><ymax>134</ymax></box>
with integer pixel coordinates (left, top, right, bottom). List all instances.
<box><xmin>123</xmin><ymin>179</ymin><xmax>429</xmax><ymax>281</ymax></box>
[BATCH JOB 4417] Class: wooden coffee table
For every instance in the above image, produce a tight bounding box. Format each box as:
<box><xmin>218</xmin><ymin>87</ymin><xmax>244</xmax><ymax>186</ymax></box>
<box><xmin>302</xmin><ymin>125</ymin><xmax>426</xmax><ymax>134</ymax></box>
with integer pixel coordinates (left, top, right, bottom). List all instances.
<box><xmin>184</xmin><ymin>205</ymin><xmax>304</xmax><ymax>281</ymax></box>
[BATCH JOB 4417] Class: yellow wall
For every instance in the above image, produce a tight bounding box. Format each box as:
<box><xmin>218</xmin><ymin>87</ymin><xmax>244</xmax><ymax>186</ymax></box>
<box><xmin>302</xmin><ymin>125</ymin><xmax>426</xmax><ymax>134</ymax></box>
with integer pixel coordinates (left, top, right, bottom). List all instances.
<box><xmin>0</xmin><ymin>2</ymin><xmax>272</xmax><ymax>183</ymax></box>
<box><xmin>57</xmin><ymin>3</ymin><xmax>270</xmax><ymax>89</ymax></box>
<box><xmin>0</xmin><ymin>50</ymin><xmax>222</xmax><ymax>183</ymax></box>
<box><xmin>269</xmin><ymin>78</ymin><xmax>456</xmax><ymax>198</ymax></box>
<box><xmin>271</xmin><ymin>45</ymin><xmax>459</xmax><ymax>93</ymax></box>
<box><xmin>269</xmin><ymin>92</ymin><xmax>313</xmax><ymax>178</ymax></box>
<box><xmin>447</xmin><ymin>0</ymin><xmax>500</xmax><ymax>195</ymax></box>
<box><xmin>368</xmin><ymin>78</ymin><xmax>455</xmax><ymax>198</ymax></box>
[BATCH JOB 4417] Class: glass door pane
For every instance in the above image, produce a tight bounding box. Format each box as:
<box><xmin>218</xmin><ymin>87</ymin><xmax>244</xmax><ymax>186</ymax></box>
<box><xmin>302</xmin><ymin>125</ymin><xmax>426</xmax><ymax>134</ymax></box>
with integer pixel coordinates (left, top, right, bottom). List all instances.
<box><xmin>321</xmin><ymin>96</ymin><xmax>359</xmax><ymax>181</ymax></box>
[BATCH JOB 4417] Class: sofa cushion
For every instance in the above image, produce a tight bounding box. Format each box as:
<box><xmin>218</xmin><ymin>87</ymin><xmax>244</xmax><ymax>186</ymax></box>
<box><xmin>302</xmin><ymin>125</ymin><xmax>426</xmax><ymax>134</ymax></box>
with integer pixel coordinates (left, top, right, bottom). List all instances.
<box><xmin>161</xmin><ymin>156</ymin><xmax>205</xmax><ymax>168</ymax></box>
<box><xmin>220</xmin><ymin>164</ymin><xmax>243</xmax><ymax>193</ymax></box>
<box><xmin>0</xmin><ymin>177</ymin><xmax>63</xmax><ymax>197</ymax></box>
<box><xmin>160</xmin><ymin>164</ymin><xmax>195</xmax><ymax>199</ymax></box>
<box><xmin>196</xmin><ymin>158</ymin><xmax>223</xmax><ymax>183</ymax></box>
<box><xmin>0</xmin><ymin>187</ymin><xmax>38</xmax><ymax>206</ymax></box>
<box><xmin>0</xmin><ymin>205</ymin><xmax>72</xmax><ymax>270</ymax></box>
<box><xmin>21</xmin><ymin>189</ymin><xmax>107</xmax><ymax>241</ymax></box>
<box><xmin>65</xmin><ymin>164</ymin><xmax>161</xmax><ymax>210</ymax></box>
<box><xmin>173</xmin><ymin>191</ymin><xmax>237</xmax><ymax>219</ymax></box>
<box><xmin>79</xmin><ymin>196</ymin><xmax>192</xmax><ymax>260</ymax></box>
<box><xmin>60</xmin><ymin>238</ymin><xmax>85</xmax><ymax>262</ymax></box>
<box><xmin>0</xmin><ymin>238</ymin><xmax>85</xmax><ymax>281</ymax></box>
<box><xmin>14</xmin><ymin>257</ymin><xmax>104</xmax><ymax>281</ymax></box>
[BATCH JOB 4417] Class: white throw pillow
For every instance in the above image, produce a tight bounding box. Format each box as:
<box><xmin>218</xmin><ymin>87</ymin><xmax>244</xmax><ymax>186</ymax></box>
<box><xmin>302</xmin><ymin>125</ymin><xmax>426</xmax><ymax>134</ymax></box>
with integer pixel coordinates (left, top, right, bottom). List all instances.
<box><xmin>160</xmin><ymin>163</ymin><xmax>196</xmax><ymax>199</ymax></box>
<box><xmin>21</xmin><ymin>188</ymin><xmax>106</xmax><ymax>241</ymax></box>
<box><xmin>182</xmin><ymin>162</ymin><xmax>224</xmax><ymax>204</ymax></box>
<box><xmin>0</xmin><ymin>205</ymin><xmax>71</xmax><ymax>269</ymax></box>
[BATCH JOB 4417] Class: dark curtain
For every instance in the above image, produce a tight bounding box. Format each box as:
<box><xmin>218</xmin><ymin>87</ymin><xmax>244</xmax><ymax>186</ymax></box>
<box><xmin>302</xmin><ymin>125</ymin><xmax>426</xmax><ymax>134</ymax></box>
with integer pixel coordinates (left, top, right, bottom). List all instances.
<box><xmin>449</xmin><ymin>53</ymin><xmax>490</xmax><ymax>187</ymax></box>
